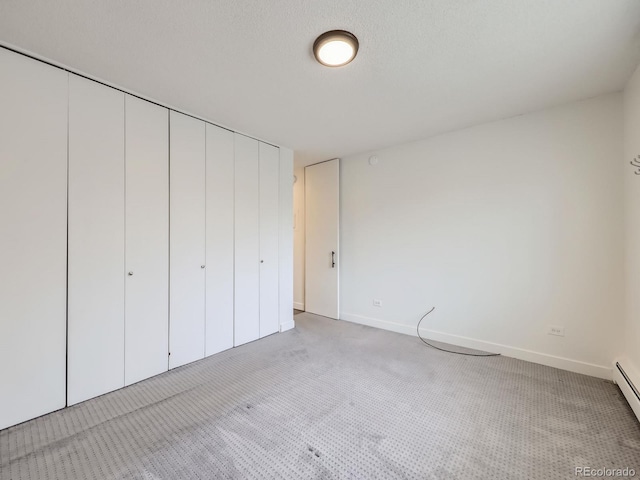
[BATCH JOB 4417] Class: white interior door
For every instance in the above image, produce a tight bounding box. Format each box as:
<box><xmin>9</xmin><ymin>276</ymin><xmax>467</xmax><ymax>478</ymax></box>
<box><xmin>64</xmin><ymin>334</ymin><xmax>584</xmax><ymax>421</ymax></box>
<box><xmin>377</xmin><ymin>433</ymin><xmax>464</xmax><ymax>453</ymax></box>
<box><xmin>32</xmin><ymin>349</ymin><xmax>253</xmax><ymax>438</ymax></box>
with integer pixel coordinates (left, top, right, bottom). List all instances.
<box><xmin>125</xmin><ymin>95</ymin><xmax>169</xmax><ymax>385</ymax></box>
<box><xmin>259</xmin><ymin>142</ymin><xmax>280</xmax><ymax>337</ymax></box>
<box><xmin>68</xmin><ymin>74</ymin><xmax>125</xmax><ymax>405</ymax></box>
<box><xmin>169</xmin><ymin>111</ymin><xmax>206</xmax><ymax>368</ymax></box>
<box><xmin>305</xmin><ymin>159</ymin><xmax>340</xmax><ymax>319</ymax></box>
<box><xmin>205</xmin><ymin>124</ymin><xmax>235</xmax><ymax>355</ymax></box>
<box><xmin>234</xmin><ymin>134</ymin><xmax>260</xmax><ymax>346</ymax></box>
<box><xmin>0</xmin><ymin>49</ymin><xmax>68</xmax><ymax>429</ymax></box>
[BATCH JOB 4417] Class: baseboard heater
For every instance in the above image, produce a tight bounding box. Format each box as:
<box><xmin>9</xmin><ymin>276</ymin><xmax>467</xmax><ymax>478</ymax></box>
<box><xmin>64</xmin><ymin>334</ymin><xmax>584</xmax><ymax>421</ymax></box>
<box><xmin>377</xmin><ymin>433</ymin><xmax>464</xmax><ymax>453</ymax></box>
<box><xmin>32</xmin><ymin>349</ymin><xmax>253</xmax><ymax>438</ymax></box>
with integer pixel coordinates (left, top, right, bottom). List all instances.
<box><xmin>614</xmin><ymin>361</ymin><xmax>640</xmax><ymax>422</ymax></box>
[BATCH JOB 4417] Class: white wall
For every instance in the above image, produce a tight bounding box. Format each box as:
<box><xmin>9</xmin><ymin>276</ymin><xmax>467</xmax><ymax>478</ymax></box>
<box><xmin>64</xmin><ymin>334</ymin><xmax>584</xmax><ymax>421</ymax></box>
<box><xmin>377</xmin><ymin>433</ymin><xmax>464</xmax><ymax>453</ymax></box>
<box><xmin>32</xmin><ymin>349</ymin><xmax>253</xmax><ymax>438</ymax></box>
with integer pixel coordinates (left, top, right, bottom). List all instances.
<box><xmin>293</xmin><ymin>165</ymin><xmax>305</xmax><ymax>310</ymax></box>
<box><xmin>623</xmin><ymin>66</ymin><xmax>640</xmax><ymax>381</ymax></box>
<box><xmin>340</xmin><ymin>94</ymin><xmax>624</xmax><ymax>378</ymax></box>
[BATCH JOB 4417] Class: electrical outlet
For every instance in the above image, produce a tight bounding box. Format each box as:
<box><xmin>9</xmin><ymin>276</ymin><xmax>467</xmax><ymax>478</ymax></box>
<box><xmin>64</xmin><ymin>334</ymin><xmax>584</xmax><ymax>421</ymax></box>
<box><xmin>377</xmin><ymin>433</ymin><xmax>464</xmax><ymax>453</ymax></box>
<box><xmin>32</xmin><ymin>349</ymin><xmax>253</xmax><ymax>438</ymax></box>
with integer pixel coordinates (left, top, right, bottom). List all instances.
<box><xmin>373</xmin><ymin>299</ymin><xmax>382</xmax><ymax>307</ymax></box>
<box><xmin>547</xmin><ymin>325</ymin><xmax>565</xmax><ymax>337</ymax></box>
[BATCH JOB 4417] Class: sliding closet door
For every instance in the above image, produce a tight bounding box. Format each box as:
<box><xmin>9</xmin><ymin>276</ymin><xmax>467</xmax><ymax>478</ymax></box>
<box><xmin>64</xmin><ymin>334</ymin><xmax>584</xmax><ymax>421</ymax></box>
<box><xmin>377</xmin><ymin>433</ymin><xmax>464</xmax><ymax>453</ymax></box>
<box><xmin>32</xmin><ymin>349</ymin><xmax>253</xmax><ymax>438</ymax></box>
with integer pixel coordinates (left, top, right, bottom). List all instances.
<box><xmin>0</xmin><ymin>49</ymin><xmax>68</xmax><ymax>430</ymax></box>
<box><xmin>68</xmin><ymin>74</ymin><xmax>125</xmax><ymax>405</ymax></box>
<box><xmin>206</xmin><ymin>124</ymin><xmax>235</xmax><ymax>355</ymax></box>
<box><xmin>125</xmin><ymin>95</ymin><xmax>169</xmax><ymax>385</ymax></box>
<box><xmin>234</xmin><ymin>134</ymin><xmax>260</xmax><ymax>346</ymax></box>
<box><xmin>169</xmin><ymin>111</ymin><xmax>206</xmax><ymax>368</ymax></box>
<box><xmin>259</xmin><ymin>143</ymin><xmax>280</xmax><ymax>338</ymax></box>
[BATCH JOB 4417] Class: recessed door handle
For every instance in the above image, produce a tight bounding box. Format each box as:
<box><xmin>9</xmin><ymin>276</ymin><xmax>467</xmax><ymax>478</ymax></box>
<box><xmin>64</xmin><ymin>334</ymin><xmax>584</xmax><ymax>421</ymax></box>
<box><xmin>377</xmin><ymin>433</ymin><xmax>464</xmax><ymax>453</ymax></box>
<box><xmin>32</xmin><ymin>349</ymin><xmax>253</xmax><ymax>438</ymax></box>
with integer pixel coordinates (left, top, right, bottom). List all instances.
<box><xmin>331</xmin><ymin>251</ymin><xmax>336</xmax><ymax>268</ymax></box>
<box><xmin>201</xmin><ymin>265</ymin><xmax>205</xmax><ymax>269</ymax></box>
<box><xmin>128</xmin><ymin>271</ymin><xmax>133</xmax><ymax>276</ymax></box>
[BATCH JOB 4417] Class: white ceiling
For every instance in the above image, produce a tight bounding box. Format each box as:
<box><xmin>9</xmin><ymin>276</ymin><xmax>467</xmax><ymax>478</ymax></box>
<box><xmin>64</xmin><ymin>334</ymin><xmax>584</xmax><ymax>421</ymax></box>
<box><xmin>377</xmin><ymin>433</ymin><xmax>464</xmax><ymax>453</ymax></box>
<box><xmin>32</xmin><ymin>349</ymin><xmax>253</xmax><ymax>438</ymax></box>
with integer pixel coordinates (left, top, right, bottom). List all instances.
<box><xmin>1</xmin><ymin>1</ymin><xmax>640</xmax><ymax>166</ymax></box>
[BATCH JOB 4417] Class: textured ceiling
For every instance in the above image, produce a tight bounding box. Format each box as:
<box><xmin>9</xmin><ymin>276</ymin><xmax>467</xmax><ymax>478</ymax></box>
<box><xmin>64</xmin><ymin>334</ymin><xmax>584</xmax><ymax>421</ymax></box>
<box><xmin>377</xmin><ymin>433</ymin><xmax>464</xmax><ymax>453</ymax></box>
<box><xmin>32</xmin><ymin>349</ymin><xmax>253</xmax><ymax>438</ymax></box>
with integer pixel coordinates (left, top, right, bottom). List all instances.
<box><xmin>1</xmin><ymin>0</ymin><xmax>640</xmax><ymax>166</ymax></box>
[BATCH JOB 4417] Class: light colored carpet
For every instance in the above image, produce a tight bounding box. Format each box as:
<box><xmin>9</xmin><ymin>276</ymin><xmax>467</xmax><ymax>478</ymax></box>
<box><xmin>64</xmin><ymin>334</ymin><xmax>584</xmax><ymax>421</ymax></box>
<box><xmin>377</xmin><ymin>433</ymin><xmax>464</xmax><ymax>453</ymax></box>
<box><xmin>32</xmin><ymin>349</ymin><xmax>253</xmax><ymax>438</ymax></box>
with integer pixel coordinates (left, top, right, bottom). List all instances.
<box><xmin>1</xmin><ymin>312</ymin><xmax>639</xmax><ymax>479</ymax></box>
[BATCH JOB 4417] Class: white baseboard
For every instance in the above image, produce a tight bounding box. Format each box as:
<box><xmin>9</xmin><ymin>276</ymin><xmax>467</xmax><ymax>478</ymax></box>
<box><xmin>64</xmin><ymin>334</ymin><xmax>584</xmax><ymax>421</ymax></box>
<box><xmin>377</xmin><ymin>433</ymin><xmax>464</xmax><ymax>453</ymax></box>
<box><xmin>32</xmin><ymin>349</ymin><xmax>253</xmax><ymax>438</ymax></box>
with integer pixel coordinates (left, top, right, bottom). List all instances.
<box><xmin>612</xmin><ymin>357</ymin><xmax>640</xmax><ymax>422</ymax></box>
<box><xmin>340</xmin><ymin>312</ymin><xmax>612</xmax><ymax>380</ymax></box>
<box><xmin>280</xmin><ymin>320</ymin><xmax>295</xmax><ymax>332</ymax></box>
<box><xmin>293</xmin><ymin>302</ymin><xmax>305</xmax><ymax>311</ymax></box>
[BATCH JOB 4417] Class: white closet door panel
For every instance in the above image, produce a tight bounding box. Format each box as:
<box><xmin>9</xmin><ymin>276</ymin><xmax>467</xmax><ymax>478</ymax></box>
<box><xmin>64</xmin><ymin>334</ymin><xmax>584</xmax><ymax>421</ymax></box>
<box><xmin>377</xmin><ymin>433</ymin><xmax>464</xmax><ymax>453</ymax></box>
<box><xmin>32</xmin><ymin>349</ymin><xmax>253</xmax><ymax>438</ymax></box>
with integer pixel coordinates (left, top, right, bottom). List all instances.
<box><xmin>169</xmin><ymin>111</ymin><xmax>206</xmax><ymax>368</ymax></box>
<box><xmin>278</xmin><ymin>148</ymin><xmax>294</xmax><ymax>332</ymax></box>
<box><xmin>125</xmin><ymin>95</ymin><xmax>169</xmax><ymax>385</ymax></box>
<box><xmin>0</xmin><ymin>49</ymin><xmax>67</xmax><ymax>429</ymax></box>
<box><xmin>205</xmin><ymin>124</ymin><xmax>235</xmax><ymax>355</ymax></box>
<box><xmin>259</xmin><ymin>143</ymin><xmax>280</xmax><ymax>338</ymax></box>
<box><xmin>234</xmin><ymin>134</ymin><xmax>260</xmax><ymax>346</ymax></box>
<box><xmin>68</xmin><ymin>74</ymin><xmax>125</xmax><ymax>405</ymax></box>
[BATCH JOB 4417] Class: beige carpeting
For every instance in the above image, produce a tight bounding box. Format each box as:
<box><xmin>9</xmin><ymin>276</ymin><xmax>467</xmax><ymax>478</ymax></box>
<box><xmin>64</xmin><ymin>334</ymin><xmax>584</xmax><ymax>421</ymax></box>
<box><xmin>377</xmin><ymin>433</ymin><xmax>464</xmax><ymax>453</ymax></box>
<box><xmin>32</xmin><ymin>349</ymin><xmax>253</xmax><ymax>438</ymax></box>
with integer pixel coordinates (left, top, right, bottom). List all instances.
<box><xmin>1</xmin><ymin>312</ymin><xmax>639</xmax><ymax>479</ymax></box>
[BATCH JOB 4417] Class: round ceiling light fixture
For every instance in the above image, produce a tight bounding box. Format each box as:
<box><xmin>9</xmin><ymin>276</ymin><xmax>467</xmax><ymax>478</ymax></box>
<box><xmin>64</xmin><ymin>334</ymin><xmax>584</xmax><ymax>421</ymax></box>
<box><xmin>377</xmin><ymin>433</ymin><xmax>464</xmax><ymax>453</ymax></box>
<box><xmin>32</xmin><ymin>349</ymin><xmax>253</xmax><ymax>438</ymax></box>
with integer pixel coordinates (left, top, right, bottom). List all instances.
<box><xmin>313</xmin><ymin>30</ymin><xmax>359</xmax><ymax>67</ymax></box>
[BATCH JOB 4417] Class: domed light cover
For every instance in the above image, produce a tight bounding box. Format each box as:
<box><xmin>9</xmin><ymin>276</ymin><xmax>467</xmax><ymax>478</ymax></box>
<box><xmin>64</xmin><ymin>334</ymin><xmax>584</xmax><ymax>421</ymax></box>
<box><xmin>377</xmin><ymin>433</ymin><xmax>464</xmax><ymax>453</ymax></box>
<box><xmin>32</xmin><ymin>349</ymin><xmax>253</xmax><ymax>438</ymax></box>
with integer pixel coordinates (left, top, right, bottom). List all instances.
<box><xmin>313</xmin><ymin>30</ymin><xmax>359</xmax><ymax>67</ymax></box>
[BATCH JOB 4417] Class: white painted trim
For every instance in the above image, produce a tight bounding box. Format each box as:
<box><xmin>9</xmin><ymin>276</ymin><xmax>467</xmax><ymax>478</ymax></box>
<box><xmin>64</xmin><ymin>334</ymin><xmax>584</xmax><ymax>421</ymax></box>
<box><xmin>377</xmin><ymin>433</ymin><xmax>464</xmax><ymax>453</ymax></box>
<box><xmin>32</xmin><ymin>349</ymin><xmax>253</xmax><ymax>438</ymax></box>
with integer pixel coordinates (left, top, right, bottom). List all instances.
<box><xmin>280</xmin><ymin>320</ymin><xmax>296</xmax><ymax>332</ymax></box>
<box><xmin>612</xmin><ymin>357</ymin><xmax>640</xmax><ymax>422</ymax></box>
<box><xmin>293</xmin><ymin>302</ymin><xmax>305</xmax><ymax>311</ymax></box>
<box><xmin>340</xmin><ymin>312</ymin><xmax>612</xmax><ymax>380</ymax></box>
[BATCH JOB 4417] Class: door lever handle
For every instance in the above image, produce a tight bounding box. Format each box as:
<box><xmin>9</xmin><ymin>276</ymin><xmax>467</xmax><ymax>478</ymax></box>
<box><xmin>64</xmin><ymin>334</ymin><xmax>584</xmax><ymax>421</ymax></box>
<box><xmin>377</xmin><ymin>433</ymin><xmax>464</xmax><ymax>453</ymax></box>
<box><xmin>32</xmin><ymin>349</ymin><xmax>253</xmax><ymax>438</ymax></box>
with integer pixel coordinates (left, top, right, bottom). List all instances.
<box><xmin>331</xmin><ymin>251</ymin><xmax>336</xmax><ymax>268</ymax></box>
